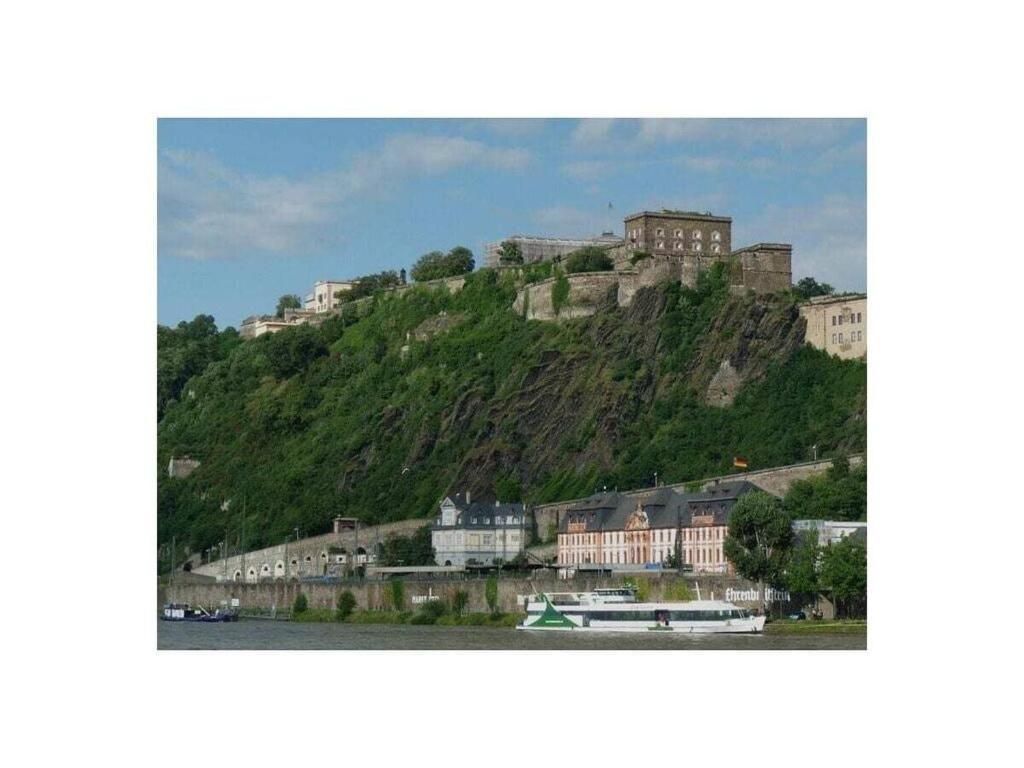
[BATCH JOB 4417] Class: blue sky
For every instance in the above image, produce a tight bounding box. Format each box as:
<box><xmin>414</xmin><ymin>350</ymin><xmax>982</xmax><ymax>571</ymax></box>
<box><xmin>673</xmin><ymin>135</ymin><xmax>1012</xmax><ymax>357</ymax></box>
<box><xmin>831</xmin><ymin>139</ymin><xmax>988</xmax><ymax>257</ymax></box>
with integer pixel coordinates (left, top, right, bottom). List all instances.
<box><xmin>158</xmin><ymin>118</ymin><xmax>865</xmax><ymax>327</ymax></box>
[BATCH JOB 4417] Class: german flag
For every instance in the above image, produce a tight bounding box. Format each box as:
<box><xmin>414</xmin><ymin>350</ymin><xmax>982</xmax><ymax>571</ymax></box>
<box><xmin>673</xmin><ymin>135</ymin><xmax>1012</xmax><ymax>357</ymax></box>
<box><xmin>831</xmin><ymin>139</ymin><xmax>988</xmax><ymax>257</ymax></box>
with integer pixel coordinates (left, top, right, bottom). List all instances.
<box><xmin>733</xmin><ymin>457</ymin><xmax>749</xmax><ymax>469</ymax></box>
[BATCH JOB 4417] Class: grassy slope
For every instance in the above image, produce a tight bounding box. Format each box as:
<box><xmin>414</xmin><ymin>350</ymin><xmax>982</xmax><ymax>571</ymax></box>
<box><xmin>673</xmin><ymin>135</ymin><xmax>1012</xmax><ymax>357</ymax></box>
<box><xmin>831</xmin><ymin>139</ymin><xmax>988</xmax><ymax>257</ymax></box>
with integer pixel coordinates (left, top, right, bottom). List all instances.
<box><xmin>158</xmin><ymin>268</ymin><xmax>866</xmax><ymax>553</ymax></box>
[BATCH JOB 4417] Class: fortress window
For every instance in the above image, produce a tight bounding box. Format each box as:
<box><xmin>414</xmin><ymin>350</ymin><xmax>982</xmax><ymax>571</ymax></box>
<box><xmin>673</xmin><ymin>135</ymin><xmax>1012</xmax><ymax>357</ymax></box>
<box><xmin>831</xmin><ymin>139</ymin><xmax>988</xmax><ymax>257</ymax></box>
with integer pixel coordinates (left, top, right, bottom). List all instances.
<box><xmin>857</xmin><ymin>312</ymin><xmax>862</xmax><ymax>323</ymax></box>
<box><xmin>692</xmin><ymin>230</ymin><xmax>702</xmax><ymax>240</ymax></box>
<box><xmin>656</xmin><ymin>241</ymin><xmax>665</xmax><ymax>250</ymax></box>
<box><xmin>656</xmin><ymin>227</ymin><xmax>664</xmax><ymax>236</ymax></box>
<box><xmin>712</xmin><ymin>230</ymin><xmax>721</xmax><ymax>242</ymax></box>
<box><xmin>832</xmin><ymin>333</ymin><xmax>837</xmax><ymax>343</ymax></box>
<box><xmin>692</xmin><ymin>242</ymin><xmax>702</xmax><ymax>252</ymax></box>
<box><xmin>674</xmin><ymin>229</ymin><xmax>683</xmax><ymax>237</ymax></box>
<box><xmin>711</xmin><ymin>244</ymin><xmax>721</xmax><ymax>253</ymax></box>
<box><xmin>832</xmin><ymin>316</ymin><xmax>837</xmax><ymax>326</ymax></box>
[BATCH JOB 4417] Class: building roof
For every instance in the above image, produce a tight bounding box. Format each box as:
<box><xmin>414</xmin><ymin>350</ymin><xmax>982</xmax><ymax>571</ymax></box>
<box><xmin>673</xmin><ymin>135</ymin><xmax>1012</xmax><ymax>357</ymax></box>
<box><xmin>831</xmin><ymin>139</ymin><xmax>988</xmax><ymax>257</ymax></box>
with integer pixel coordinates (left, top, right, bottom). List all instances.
<box><xmin>729</xmin><ymin>242</ymin><xmax>793</xmax><ymax>254</ymax></box>
<box><xmin>558</xmin><ymin>481</ymin><xmax>759</xmax><ymax>533</ymax></box>
<box><xmin>433</xmin><ymin>494</ymin><xmax>526</xmax><ymax>529</ymax></box>
<box><xmin>802</xmin><ymin>293</ymin><xmax>867</xmax><ymax>306</ymax></box>
<box><xmin>623</xmin><ymin>210</ymin><xmax>732</xmax><ymax>224</ymax></box>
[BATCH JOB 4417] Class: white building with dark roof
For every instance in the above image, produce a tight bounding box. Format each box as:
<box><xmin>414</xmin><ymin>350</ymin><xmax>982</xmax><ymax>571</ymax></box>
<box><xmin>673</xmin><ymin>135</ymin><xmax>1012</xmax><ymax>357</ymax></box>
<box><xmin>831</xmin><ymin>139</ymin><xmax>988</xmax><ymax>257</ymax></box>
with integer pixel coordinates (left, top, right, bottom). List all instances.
<box><xmin>431</xmin><ymin>493</ymin><xmax>527</xmax><ymax>567</ymax></box>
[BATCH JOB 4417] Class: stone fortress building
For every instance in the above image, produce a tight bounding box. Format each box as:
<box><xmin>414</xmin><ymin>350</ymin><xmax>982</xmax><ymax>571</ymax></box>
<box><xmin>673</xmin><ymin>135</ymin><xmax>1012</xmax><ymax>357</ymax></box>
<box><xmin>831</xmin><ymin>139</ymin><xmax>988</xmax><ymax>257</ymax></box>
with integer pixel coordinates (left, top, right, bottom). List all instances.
<box><xmin>799</xmin><ymin>293</ymin><xmax>867</xmax><ymax>360</ymax></box>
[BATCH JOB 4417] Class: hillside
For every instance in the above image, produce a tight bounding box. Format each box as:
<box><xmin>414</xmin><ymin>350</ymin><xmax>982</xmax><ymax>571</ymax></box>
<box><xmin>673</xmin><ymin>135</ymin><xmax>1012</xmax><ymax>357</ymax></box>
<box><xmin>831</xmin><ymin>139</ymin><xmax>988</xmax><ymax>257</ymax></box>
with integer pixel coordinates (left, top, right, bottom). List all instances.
<box><xmin>158</xmin><ymin>266</ymin><xmax>866</xmax><ymax>553</ymax></box>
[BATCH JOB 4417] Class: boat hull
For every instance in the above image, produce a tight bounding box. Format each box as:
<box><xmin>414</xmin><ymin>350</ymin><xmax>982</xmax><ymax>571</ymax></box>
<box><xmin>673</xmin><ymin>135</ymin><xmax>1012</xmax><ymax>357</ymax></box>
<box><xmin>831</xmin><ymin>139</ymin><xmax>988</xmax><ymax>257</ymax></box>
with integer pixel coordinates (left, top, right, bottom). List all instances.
<box><xmin>517</xmin><ymin>617</ymin><xmax>766</xmax><ymax>634</ymax></box>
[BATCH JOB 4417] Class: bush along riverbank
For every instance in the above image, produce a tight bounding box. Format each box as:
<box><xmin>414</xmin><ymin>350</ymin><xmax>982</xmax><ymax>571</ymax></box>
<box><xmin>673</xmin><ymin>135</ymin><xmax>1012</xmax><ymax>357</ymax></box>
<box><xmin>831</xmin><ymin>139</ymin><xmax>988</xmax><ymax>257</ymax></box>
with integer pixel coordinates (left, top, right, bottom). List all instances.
<box><xmin>764</xmin><ymin>619</ymin><xmax>867</xmax><ymax>635</ymax></box>
<box><xmin>289</xmin><ymin>587</ymin><xmax>525</xmax><ymax>627</ymax></box>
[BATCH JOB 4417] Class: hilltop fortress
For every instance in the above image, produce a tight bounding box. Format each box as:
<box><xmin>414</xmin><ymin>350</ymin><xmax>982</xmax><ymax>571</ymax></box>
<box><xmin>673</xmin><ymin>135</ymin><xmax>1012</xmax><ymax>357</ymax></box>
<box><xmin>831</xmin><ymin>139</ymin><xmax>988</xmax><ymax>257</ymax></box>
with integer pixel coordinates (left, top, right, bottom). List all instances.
<box><xmin>512</xmin><ymin>210</ymin><xmax>793</xmax><ymax>320</ymax></box>
<box><xmin>237</xmin><ymin>207</ymin><xmax>864</xmax><ymax>360</ymax></box>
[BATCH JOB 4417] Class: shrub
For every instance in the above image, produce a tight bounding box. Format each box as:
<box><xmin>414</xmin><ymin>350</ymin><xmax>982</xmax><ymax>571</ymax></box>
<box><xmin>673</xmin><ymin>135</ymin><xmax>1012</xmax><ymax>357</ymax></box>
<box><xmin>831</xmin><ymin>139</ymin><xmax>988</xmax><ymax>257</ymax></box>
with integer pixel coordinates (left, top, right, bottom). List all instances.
<box><xmin>388</xmin><ymin>579</ymin><xmax>405</xmax><ymax>611</ymax></box>
<box><xmin>292</xmin><ymin>592</ymin><xmax>309</xmax><ymax>615</ymax></box>
<box><xmin>451</xmin><ymin>590</ymin><xmax>469</xmax><ymax>616</ymax></box>
<box><xmin>551</xmin><ymin>272</ymin><xmax>570</xmax><ymax>315</ymax></box>
<box><xmin>336</xmin><ymin>589</ymin><xmax>357</xmax><ymax>620</ymax></box>
<box><xmin>565</xmin><ymin>246</ymin><xmax>613</xmax><ymax>274</ymax></box>
<box><xmin>664</xmin><ymin>581</ymin><xmax>694</xmax><ymax>601</ymax></box>
<box><xmin>411</xmin><ymin>598</ymin><xmax>448</xmax><ymax>624</ymax></box>
<box><xmin>485</xmin><ymin>575</ymin><xmax>499</xmax><ymax>614</ymax></box>
<box><xmin>411</xmin><ymin>247</ymin><xmax>475</xmax><ymax>282</ymax></box>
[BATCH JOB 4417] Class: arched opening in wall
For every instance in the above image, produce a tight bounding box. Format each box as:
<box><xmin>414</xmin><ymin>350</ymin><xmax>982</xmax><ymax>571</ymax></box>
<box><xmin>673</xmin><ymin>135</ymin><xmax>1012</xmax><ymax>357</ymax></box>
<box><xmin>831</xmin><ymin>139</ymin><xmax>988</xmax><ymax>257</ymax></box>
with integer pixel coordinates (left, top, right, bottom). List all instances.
<box><xmin>290</xmin><ymin>559</ymin><xmax>298</xmax><ymax>568</ymax></box>
<box><xmin>260</xmin><ymin>564</ymin><xmax>271</xmax><ymax>580</ymax></box>
<box><xmin>183</xmin><ymin>562</ymin><xmax>192</xmax><ymax>572</ymax></box>
<box><xmin>275</xmin><ymin>560</ymin><xmax>285</xmax><ymax>578</ymax></box>
<box><xmin>247</xmin><ymin>568</ymin><xmax>257</xmax><ymax>582</ymax></box>
<box><xmin>444</xmin><ymin>560</ymin><xmax>452</xmax><ymax>566</ymax></box>
<box><xmin>233</xmin><ymin>570</ymin><xmax>242</xmax><ymax>582</ymax></box>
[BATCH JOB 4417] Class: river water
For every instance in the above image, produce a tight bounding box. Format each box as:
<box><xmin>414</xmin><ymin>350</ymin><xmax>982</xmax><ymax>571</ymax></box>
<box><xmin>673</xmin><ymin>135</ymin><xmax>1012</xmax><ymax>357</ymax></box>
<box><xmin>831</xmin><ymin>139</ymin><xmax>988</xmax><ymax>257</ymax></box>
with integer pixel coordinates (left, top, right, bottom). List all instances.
<box><xmin>158</xmin><ymin>620</ymin><xmax>865</xmax><ymax>650</ymax></box>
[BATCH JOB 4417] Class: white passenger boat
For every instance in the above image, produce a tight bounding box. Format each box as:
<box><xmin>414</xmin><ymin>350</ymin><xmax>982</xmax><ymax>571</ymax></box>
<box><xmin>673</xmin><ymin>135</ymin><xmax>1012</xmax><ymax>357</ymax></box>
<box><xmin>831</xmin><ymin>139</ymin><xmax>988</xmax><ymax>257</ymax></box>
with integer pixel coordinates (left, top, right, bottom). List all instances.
<box><xmin>517</xmin><ymin>587</ymin><xmax>765</xmax><ymax>634</ymax></box>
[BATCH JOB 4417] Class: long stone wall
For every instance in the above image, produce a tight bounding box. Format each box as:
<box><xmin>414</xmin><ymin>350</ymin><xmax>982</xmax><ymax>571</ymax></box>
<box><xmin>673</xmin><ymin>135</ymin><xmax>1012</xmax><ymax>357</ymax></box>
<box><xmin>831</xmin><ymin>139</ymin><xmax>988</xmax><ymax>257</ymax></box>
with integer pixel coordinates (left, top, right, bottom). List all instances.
<box><xmin>531</xmin><ymin>455</ymin><xmax>864</xmax><ymax>542</ymax></box>
<box><xmin>191</xmin><ymin>518</ymin><xmax>430</xmax><ymax>582</ymax></box>
<box><xmin>165</xmin><ymin>571</ymin><xmax>801</xmax><ymax>616</ymax></box>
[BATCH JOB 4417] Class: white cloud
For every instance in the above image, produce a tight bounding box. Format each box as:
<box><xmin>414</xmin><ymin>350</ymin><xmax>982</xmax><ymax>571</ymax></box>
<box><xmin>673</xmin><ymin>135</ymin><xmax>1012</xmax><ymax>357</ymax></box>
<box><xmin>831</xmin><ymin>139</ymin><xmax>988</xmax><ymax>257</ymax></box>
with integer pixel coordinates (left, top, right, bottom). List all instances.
<box><xmin>159</xmin><ymin>135</ymin><xmax>531</xmax><ymax>260</ymax></box>
<box><xmin>637</xmin><ymin>118</ymin><xmax>857</xmax><ymax>148</ymax></box>
<box><xmin>735</xmin><ymin>194</ymin><xmax>866</xmax><ymax>292</ymax></box>
<box><xmin>570</xmin><ymin>118</ymin><xmax>619</xmax><ymax>148</ymax></box>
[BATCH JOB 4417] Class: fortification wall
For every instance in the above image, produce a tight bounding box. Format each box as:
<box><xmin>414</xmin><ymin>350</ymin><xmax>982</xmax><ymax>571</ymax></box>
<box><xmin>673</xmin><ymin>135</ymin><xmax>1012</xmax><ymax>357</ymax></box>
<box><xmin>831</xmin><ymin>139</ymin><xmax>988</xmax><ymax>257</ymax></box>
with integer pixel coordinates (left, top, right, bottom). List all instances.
<box><xmin>512</xmin><ymin>271</ymin><xmax>627</xmax><ymax>321</ymax></box>
<box><xmin>191</xmin><ymin>518</ymin><xmax>429</xmax><ymax>582</ymax></box>
<box><xmin>531</xmin><ymin>455</ymin><xmax>864</xmax><ymax>538</ymax></box>
<box><xmin>166</xmin><ymin>571</ymin><xmax>800</xmax><ymax>615</ymax></box>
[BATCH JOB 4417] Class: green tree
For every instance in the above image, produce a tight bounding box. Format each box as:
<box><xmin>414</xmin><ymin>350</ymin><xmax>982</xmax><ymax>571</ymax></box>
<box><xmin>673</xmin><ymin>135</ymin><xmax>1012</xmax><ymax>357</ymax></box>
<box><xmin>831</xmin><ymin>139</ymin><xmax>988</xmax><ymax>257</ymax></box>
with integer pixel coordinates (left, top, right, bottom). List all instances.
<box><xmin>497</xmin><ymin>240</ymin><xmax>523</xmax><ymax>265</ymax></box>
<box><xmin>411</xmin><ymin>247</ymin><xmax>475</xmax><ymax>282</ymax></box>
<box><xmin>793</xmin><ymin>276</ymin><xmax>834</xmax><ymax>300</ymax></box>
<box><xmin>723</xmin><ymin>491</ymin><xmax>794</xmax><ymax>611</ymax></box>
<box><xmin>784</xmin><ymin>458</ymin><xmax>866</xmax><ymax>521</ymax></box>
<box><xmin>292</xmin><ymin>592</ymin><xmax>309</xmax><ymax>615</ymax></box>
<box><xmin>819</xmin><ymin>536</ymin><xmax>867</xmax><ymax>618</ymax></box>
<box><xmin>347</xmin><ymin>271</ymin><xmax>403</xmax><ymax>301</ymax></box>
<box><xmin>275</xmin><ymin>294</ymin><xmax>302</xmax><ymax>318</ymax></box>
<box><xmin>262</xmin><ymin>324</ymin><xmax>328</xmax><ymax>378</ymax></box>
<box><xmin>377</xmin><ymin>526</ymin><xmax>435</xmax><ymax>566</ymax></box>
<box><xmin>451</xmin><ymin>589</ymin><xmax>469</xmax><ymax>616</ymax></box>
<box><xmin>785</xmin><ymin>535</ymin><xmax>821</xmax><ymax>596</ymax></box>
<box><xmin>484</xmin><ymin>574</ymin><xmax>499</xmax><ymax>614</ymax></box>
<box><xmin>565</xmin><ymin>246</ymin><xmax>613</xmax><ymax>274</ymax></box>
<box><xmin>336</xmin><ymin>589</ymin><xmax>357</xmax><ymax>619</ymax></box>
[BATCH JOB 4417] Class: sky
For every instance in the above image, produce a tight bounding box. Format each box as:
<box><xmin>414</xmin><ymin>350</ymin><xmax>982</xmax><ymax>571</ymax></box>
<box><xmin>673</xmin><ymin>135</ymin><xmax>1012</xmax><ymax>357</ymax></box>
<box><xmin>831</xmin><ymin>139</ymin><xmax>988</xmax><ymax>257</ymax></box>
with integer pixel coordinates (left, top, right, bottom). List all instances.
<box><xmin>158</xmin><ymin>118</ymin><xmax>866</xmax><ymax>327</ymax></box>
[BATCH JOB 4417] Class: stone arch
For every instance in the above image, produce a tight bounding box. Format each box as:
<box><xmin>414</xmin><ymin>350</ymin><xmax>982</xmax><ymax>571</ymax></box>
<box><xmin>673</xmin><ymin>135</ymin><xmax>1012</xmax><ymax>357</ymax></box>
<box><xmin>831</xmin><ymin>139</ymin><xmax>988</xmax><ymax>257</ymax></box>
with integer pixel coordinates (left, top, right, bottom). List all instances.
<box><xmin>444</xmin><ymin>560</ymin><xmax>452</xmax><ymax>566</ymax></box>
<box><xmin>274</xmin><ymin>560</ymin><xmax>285</xmax><ymax>578</ymax></box>
<box><xmin>260</xmin><ymin>563</ymin><xmax>271</xmax><ymax>579</ymax></box>
<box><xmin>247</xmin><ymin>567</ymin><xmax>257</xmax><ymax>582</ymax></box>
<box><xmin>233</xmin><ymin>569</ymin><xmax>242</xmax><ymax>582</ymax></box>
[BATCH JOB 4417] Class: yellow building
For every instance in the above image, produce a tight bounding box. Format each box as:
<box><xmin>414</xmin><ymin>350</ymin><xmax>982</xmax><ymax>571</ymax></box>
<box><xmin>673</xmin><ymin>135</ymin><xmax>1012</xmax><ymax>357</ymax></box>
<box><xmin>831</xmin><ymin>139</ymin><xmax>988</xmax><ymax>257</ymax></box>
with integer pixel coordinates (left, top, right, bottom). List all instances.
<box><xmin>799</xmin><ymin>294</ymin><xmax>866</xmax><ymax>360</ymax></box>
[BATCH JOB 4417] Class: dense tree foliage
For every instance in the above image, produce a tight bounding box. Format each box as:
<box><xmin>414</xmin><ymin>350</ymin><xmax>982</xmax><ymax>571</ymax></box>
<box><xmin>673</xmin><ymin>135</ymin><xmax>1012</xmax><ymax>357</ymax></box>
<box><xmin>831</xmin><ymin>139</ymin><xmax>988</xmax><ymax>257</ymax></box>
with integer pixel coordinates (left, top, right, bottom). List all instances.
<box><xmin>497</xmin><ymin>240</ymin><xmax>523</xmax><ymax>265</ymax></box>
<box><xmin>792</xmin><ymin>276</ymin><xmax>834</xmax><ymax>300</ymax></box>
<box><xmin>783</xmin><ymin>456</ymin><xmax>866</xmax><ymax>521</ymax></box>
<box><xmin>375</xmin><ymin>526</ymin><xmax>434</xmax><ymax>566</ymax></box>
<box><xmin>275</xmin><ymin>294</ymin><xmax>302</xmax><ymax>317</ymax></box>
<box><xmin>723</xmin><ymin>491</ymin><xmax>794</xmax><ymax>596</ymax></box>
<box><xmin>158</xmin><ymin>269</ymin><xmax>865</xmax><ymax>556</ymax></box>
<box><xmin>411</xmin><ymin>246</ymin><xmax>475</xmax><ymax>282</ymax></box>
<box><xmin>564</xmin><ymin>246</ymin><xmax>613</xmax><ymax>273</ymax></box>
<box><xmin>157</xmin><ymin>315</ymin><xmax>241</xmax><ymax>419</ymax></box>
<box><xmin>346</xmin><ymin>270</ymin><xmax>403</xmax><ymax>301</ymax></box>
<box><xmin>819</xmin><ymin>536</ymin><xmax>867</xmax><ymax>617</ymax></box>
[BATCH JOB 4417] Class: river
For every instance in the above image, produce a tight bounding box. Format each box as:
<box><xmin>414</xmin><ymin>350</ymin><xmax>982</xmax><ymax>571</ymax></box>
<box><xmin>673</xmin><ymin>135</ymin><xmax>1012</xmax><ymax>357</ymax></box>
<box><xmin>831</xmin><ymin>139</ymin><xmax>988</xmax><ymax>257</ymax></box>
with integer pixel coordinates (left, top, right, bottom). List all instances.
<box><xmin>158</xmin><ymin>620</ymin><xmax>865</xmax><ymax>650</ymax></box>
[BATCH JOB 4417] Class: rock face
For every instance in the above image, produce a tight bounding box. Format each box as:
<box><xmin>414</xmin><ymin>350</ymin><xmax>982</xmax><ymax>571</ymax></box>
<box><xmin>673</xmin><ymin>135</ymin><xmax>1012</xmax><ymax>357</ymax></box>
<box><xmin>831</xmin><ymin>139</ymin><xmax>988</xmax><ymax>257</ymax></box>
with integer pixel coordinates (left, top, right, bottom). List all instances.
<box><xmin>513</xmin><ymin>272</ymin><xmax>633</xmax><ymax>321</ymax></box>
<box><xmin>688</xmin><ymin>295</ymin><xmax>807</xmax><ymax>406</ymax></box>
